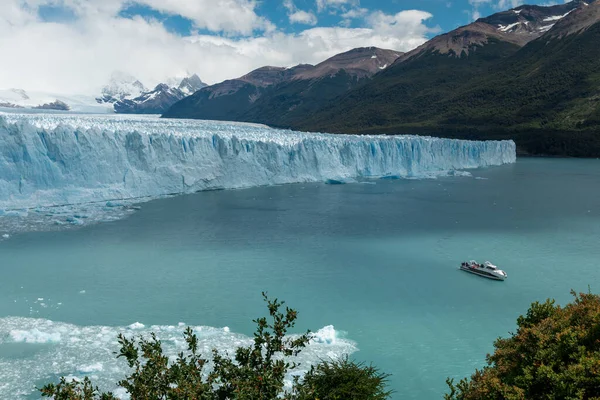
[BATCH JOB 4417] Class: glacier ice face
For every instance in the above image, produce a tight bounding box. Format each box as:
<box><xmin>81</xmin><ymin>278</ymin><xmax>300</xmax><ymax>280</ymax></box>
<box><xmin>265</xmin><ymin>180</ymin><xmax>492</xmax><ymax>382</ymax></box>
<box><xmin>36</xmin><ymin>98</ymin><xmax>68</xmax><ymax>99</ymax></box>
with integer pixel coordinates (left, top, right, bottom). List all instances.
<box><xmin>0</xmin><ymin>113</ymin><xmax>516</xmax><ymax>210</ymax></box>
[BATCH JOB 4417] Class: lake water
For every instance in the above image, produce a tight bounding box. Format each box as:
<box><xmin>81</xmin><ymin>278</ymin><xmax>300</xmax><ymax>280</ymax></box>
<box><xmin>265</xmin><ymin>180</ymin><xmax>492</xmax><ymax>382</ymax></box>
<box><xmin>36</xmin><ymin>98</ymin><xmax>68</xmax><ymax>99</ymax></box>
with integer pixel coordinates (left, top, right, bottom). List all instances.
<box><xmin>1</xmin><ymin>157</ymin><xmax>599</xmax><ymax>399</ymax></box>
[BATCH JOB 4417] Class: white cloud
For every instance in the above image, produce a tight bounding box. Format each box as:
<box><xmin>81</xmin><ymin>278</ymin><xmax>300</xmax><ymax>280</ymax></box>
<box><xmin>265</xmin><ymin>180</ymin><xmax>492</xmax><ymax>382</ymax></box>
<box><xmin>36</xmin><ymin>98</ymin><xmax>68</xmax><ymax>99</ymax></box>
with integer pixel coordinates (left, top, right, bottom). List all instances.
<box><xmin>316</xmin><ymin>0</ymin><xmax>358</xmax><ymax>13</ymax></box>
<box><xmin>366</xmin><ymin>10</ymin><xmax>437</xmax><ymax>37</ymax></box>
<box><xmin>135</xmin><ymin>0</ymin><xmax>274</xmax><ymax>34</ymax></box>
<box><xmin>289</xmin><ymin>10</ymin><xmax>318</xmax><ymax>25</ymax></box>
<box><xmin>284</xmin><ymin>0</ymin><xmax>318</xmax><ymax>25</ymax></box>
<box><xmin>0</xmin><ymin>0</ymin><xmax>436</xmax><ymax>95</ymax></box>
<box><xmin>340</xmin><ymin>7</ymin><xmax>369</xmax><ymax>19</ymax></box>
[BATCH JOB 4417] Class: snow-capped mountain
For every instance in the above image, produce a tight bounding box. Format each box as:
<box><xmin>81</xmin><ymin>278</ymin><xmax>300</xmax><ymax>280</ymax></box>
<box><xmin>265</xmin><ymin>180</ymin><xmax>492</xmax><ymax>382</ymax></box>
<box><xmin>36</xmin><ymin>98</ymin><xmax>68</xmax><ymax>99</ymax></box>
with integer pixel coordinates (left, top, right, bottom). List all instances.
<box><xmin>96</xmin><ymin>71</ymin><xmax>148</xmax><ymax>104</ymax></box>
<box><xmin>112</xmin><ymin>74</ymin><xmax>207</xmax><ymax>114</ymax></box>
<box><xmin>480</xmin><ymin>1</ymin><xmax>583</xmax><ymax>36</ymax></box>
<box><xmin>114</xmin><ymin>84</ymin><xmax>184</xmax><ymax>114</ymax></box>
<box><xmin>178</xmin><ymin>74</ymin><xmax>207</xmax><ymax>96</ymax></box>
<box><xmin>0</xmin><ymin>88</ymin><xmax>113</xmax><ymax>113</ymax></box>
<box><xmin>394</xmin><ymin>1</ymin><xmax>584</xmax><ymax>62</ymax></box>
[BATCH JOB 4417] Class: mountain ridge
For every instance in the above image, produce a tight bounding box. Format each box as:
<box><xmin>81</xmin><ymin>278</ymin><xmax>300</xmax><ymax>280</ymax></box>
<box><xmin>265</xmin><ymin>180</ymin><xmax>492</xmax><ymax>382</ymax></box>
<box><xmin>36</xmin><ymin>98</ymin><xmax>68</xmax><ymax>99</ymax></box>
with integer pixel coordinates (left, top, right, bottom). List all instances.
<box><xmin>163</xmin><ymin>47</ymin><xmax>402</xmax><ymax>122</ymax></box>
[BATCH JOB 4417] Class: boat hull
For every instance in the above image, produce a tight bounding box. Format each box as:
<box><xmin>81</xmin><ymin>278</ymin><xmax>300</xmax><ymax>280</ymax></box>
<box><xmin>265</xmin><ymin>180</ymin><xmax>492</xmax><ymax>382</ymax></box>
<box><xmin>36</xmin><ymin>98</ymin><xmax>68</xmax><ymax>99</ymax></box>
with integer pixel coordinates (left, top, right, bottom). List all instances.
<box><xmin>460</xmin><ymin>266</ymin><xmax>506</xmax><ymax>281</ymax></box>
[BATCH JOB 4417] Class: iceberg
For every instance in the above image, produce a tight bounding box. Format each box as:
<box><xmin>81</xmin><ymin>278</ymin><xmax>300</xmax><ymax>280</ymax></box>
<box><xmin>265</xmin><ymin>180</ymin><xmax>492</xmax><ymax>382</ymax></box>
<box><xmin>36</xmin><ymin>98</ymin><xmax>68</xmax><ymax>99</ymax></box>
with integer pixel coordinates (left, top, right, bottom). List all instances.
<box><xmin>0</xmin><ymin>113</ymin><xmax>516</xmax><ymax>210</ymax></box>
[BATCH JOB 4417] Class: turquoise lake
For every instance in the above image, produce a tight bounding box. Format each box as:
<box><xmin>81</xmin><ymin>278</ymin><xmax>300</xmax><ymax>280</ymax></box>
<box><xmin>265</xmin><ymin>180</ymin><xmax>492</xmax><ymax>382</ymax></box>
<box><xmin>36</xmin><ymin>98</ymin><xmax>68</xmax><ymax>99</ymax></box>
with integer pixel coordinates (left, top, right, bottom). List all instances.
<box><xmin>1</xmin><ymin>157</ymin><xmax>600</xmax><ymax>399</ymax></box>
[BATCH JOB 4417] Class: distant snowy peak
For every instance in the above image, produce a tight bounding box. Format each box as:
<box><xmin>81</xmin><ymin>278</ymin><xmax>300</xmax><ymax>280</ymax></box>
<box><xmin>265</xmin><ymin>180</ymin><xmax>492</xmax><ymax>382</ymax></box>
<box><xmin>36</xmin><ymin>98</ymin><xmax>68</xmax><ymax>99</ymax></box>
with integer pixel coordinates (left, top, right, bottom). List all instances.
<box><xmin>113</xmin><ymin>74</ymin><xmax>205</xmax><ymax>114</ymax></box>
<box><xmin>0</xmin><ymin>89</ymin><xmax>112</xmax><ymax>113</ymax></box>
<box><xmin>178</xmin><ymin>74</ymin><xmax>207</xmax><ymax>96</ymax></box>
<box><xmin>97</xmin><ymin>72</ymin><xmax>205</xmax><ymax>114</ymax></box>
<box><xmin>96</xmin><ymin>71</ymin><xmax>148</xmax><ymax>104</ymax></box>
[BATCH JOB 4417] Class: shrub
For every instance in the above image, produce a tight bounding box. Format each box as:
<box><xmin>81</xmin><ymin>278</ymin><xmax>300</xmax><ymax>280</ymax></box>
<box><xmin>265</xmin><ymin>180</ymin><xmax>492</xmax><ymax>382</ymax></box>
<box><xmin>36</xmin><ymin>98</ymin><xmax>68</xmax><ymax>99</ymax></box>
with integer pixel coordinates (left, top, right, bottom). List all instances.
<box><xmin>291</xmin><ymin>356</ymin><xmax>392</xmax><ymax>400</ymax></box>
<box><xmin>445</xmin><ymin>290</ymin><xmax>600</xmax><ymax>400</ymax></box>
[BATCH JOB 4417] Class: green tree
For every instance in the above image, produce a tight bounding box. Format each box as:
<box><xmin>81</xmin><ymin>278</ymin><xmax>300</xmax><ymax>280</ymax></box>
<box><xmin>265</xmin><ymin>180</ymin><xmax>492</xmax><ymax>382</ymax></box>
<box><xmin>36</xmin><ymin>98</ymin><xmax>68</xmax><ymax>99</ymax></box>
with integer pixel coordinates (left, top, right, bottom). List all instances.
<box><xmin>445</xmin><ymin>290</ymin><xmax>600</xmax><ymax>400</ymax></box>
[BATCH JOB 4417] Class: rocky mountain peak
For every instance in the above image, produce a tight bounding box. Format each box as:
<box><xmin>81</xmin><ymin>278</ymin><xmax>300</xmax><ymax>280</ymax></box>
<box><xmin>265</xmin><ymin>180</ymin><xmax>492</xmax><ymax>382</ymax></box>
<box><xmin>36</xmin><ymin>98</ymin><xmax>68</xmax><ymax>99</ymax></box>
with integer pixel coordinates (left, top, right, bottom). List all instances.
<box><xmin>294</xmin><ymin>47</ymin><xmax>402</xmax><ymax>80</ymax></box>
<box><xmin>396</xmin><ymin>0</ymin><xmax>585</xmax><ymax>63</ymax></box>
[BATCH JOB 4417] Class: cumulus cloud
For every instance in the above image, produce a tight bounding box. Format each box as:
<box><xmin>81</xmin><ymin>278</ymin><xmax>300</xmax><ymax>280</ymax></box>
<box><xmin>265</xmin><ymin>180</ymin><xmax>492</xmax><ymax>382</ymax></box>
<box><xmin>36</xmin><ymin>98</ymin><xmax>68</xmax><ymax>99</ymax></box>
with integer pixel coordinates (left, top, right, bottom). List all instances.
<box><xmin>136</xmin><ymin>0</ymin><xmax>275</xmax><ymax>34</ymax></box>
<box><xmin>316</xmin><ymin>0</ymin><xmax>359</xmax><ymax>13</ymax></box>
<box><xmin>341</xmin><ymin>8</ymin><xmax>369</xmax><ymax>19</ymax></box>
<box><xmin>0</xmin><ymin>0</ymin><xmax>436</xmax><ymax>95</ymax></box>
<box><xmin>289</xmin><ymin>10</ymin><xmax>319</xmax><ymax>25</ymax></box>
<box><xmin>284</xmin><ymin>0</ymin><xmax>318</xmax><ymax>25</ymax></box>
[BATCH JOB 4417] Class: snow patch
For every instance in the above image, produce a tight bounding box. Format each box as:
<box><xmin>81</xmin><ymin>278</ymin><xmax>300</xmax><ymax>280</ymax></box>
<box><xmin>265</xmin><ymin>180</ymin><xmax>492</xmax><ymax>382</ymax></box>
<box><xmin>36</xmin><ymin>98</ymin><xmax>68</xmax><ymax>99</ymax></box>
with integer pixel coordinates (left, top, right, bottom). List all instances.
<box><xmin>498</xmin><ymin>22</ymin><xmax>521</xmax><ymax>32</ymax></box>
<box><xmin>543</xmin><ymin>10</ymin><xmax>574</xmax><ymax>22</ymax></box>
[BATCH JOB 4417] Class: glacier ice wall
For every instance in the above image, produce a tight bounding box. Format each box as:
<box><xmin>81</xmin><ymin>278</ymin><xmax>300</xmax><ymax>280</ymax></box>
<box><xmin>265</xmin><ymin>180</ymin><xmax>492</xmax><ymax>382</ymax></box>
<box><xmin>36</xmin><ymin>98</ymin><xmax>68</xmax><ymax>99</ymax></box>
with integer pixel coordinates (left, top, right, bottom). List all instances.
<box><xmin>0</xmin><ymin>114</ymin><xmax>516</xmax><ymax>209</ymax></box>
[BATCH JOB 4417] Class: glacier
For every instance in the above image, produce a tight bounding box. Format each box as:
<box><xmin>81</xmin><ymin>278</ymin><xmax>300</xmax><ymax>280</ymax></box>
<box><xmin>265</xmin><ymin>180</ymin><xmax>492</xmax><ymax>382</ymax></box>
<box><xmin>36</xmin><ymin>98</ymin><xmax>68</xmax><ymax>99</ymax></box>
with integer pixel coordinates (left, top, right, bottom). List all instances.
<box><xmin>0</xmin><ymin>113</ymin><xmax>516</xmax><ymax>211</ymax></box>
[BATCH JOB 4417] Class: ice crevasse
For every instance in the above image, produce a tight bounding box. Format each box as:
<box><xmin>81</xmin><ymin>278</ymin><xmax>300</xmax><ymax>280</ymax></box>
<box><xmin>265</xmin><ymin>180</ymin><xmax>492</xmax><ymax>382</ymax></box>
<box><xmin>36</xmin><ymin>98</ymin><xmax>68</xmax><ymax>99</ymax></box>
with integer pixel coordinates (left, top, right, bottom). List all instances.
<box><xmin>0</xmin><ymin>114</ymin><xmax>516</xmax><ymax>209</ymax></box>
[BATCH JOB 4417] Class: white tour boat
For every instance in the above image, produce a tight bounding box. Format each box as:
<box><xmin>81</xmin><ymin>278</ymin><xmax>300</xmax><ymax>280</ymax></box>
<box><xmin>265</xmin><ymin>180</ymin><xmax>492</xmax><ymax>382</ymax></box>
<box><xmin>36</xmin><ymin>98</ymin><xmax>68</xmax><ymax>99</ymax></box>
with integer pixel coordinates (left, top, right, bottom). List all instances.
<box><xmin>460</xmin><ymin>260</ymin><xmax>507</xmax><ymax>281</ymax></box>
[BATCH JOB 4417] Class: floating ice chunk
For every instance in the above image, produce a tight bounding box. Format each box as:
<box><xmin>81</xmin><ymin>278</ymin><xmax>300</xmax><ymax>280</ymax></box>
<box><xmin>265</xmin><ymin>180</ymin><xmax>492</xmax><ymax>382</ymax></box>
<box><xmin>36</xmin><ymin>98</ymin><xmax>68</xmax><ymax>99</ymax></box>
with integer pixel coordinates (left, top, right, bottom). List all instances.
<box><xmin>128</xmin><ymin>322</ymin><xmax>145</xmax><ymax>329</ymax></box>
<box><xmin>79</xmin><ymin>290</ymin><xmax>86</xmax><ymax>294</ymax></box>
<box><xmin>66</xmin><ymin>216</ymin><xmax>84</xmax><ymax>225</ymax></box>
<box><xmin>447</xmin><ymin>170</ymin><xmax>472</xmax><ymax>177</ymax></box>
<box><xmin>10</xmin><ymin>328</ymin><xmax>62</xmax><ymax>343</ymax></box>
<box><xmin>2</xmin><ymin>234</ymin><xmax>9</xmax><ymax>238</ymax></box>
<box><xmin>223</xmin><ymin>327</ymin><xmax>230</xmax><ymax>333</ymax></box>
<box><xmin>311</xmin><ymin>325</ymin><xmax>337</xmax><ymax>345</ymax></box>
<box><xmin>78</xmin><ymin>363</ymin><xmax>104</xmax><ymax>373</ymax></box>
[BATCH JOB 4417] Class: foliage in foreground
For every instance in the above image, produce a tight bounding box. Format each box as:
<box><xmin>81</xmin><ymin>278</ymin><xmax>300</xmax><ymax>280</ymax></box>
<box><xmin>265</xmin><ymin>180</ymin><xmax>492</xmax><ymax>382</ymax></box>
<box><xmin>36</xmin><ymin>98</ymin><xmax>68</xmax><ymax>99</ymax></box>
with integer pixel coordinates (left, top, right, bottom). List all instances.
<box><xmin>293</xmin><ymin>357</ymin><xmax>391</xmax><ymax>400</ymax></box>
<box><xmin>445</xmin><ymin>290</ymin><xmax>600</xmax><ymax>400</ymax></box>
<box><xmin>40</xmin><ymin>293</ymin><xmax>391</xmax><ymax>400</ymax></box>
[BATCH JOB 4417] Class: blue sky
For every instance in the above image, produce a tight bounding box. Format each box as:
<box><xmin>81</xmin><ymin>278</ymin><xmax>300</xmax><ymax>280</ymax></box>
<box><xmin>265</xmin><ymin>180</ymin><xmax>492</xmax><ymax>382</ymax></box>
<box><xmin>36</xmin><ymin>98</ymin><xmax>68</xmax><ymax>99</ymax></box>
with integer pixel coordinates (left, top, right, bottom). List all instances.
<box><xmin>1</xmin><ymin>0</ymin><xmax>563</xmax><ymax>94</ymax></box>
<box><xmin>37</xmin><ymin>0</ymin><xmax>555</xmax><ymax>37</ymax></box>
<box><xmin>111</xmin><ymin>0</ymin><xmax>555</xmax><ymax>36</ymax></box>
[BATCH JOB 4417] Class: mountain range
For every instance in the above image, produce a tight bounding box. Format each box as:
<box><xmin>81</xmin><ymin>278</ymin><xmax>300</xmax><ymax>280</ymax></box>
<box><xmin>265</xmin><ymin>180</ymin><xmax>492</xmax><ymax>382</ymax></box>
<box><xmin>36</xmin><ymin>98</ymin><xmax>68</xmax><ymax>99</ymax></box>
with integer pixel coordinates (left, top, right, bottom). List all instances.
<box><xmin>164</xmin><ymin>0</ymin><xmax>600</xmax><ymax>156</ymax></box>
<box><xmin>97</xmin><ymin>72</ymin><xmax>207</xmax><ymax>114</ymax></box>
<box><xmin>163</xmin><ymin>47</ymin><xmax>402</xmax><ymax>122</ymax></box>
<box><xmin>0</xmin><ymin>72</ymin><xmax>206</xmax><ymax>114</ymax></box>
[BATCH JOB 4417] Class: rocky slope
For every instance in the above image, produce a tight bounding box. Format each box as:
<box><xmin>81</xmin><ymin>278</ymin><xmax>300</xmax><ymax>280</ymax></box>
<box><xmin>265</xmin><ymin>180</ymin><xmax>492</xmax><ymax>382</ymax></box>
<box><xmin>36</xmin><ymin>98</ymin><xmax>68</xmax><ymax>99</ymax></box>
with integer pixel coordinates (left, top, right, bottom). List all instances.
<box><xmin>163</xmin><ymin>47</ymin><xmax>401</xmax><ymax>122</ymax></box>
